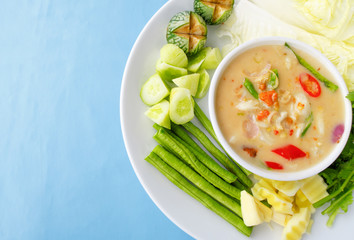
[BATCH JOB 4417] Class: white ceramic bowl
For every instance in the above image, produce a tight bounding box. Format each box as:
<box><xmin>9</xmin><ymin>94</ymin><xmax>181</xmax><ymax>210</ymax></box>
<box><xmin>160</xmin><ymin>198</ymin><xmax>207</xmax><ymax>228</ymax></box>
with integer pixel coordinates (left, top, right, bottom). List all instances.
<box><xmin>209</xmin><ymin>37</ymin><xmax>352</xmax><ymax>181</ymax></box>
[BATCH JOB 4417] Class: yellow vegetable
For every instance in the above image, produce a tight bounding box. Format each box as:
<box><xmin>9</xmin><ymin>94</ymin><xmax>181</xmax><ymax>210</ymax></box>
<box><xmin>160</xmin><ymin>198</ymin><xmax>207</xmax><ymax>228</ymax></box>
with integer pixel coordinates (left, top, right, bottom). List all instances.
<box><xmin>266</xmin><ymin>191</ymin><xmax>294</xmax><ymax>215</ymax></box>
<box><xmin>300</xmin><ymin>175</ymin><xmax>329</xmax><ymax>203</ymax></box>
<box><xmin>241</xmin><ymin>190</ymin><xmax>264</xmax><ymax>226</ymax></box>
<box><xmin>294</xmin><ymin>190</ymin><xmax>312</xmax><ymax>208</ymax></box>
<box><xmin>254</xmin><ymin>199</ymin><xmax>272</xmax><ymax>222</ymax></box>
<box><xmin>272</xmin><ymin>208</ymin><xmax>292</xmax><ymax>227</ymax></box>
<box><xmin>281</xmin><ymin>207</ymin><xmax>312</xmax><ymax>240</ymax></box>
<box><xmin>251</xmin><ymin>179</ymin><xmax>276</xmax><ymax>201</ymax></box>
<box><xmin>271</xmin><ymin>180</ymin><xmax>304</xmax><ymax>197</ymax></box>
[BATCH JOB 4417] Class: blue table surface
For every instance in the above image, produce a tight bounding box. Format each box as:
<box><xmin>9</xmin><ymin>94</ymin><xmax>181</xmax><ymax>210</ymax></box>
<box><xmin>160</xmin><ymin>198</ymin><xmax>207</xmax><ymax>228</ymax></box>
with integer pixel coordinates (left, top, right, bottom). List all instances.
<box><xmin>0</xmin><ymin>0</ymin><xmax>192</xmax><ymax>239</ymax></box>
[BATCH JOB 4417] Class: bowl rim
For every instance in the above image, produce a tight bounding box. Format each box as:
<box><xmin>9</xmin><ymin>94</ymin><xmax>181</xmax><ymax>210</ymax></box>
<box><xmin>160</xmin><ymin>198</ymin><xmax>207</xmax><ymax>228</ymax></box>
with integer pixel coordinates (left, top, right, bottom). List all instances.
<box><xmin>208</xmin><ymin>36</ymin><xmax>352</xmax><ymax>181</ymax></box>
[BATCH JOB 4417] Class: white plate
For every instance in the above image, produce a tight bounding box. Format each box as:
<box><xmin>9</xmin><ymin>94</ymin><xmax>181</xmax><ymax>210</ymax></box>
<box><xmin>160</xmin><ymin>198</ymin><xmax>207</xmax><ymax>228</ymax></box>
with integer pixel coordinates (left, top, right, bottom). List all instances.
<box><xmin>120</xmin><ymin>0</ymin><xmax>354</xmax><ymax>239</ymax></box>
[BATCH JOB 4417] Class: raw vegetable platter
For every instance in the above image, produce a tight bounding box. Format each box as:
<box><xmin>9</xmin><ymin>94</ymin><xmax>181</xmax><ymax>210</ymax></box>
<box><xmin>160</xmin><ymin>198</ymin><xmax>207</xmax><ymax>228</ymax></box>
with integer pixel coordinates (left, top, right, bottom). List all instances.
<box><xmin>120</xmin><ymin>0</ymin><xmax>354</xmax><ymax>239</ymax></box>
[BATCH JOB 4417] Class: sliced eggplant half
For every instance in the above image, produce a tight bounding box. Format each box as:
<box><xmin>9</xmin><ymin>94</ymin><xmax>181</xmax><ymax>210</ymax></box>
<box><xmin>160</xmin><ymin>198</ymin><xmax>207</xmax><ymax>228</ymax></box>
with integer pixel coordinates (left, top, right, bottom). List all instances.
<box><xmin>166</xmin><ymin>11</ymin><xmax>207</xmax><ymax>55</ymax></box>
<box><xmin>194</xmin><ymin>0</ymin><xmax>234</xmax><ymax>25</ymax></box>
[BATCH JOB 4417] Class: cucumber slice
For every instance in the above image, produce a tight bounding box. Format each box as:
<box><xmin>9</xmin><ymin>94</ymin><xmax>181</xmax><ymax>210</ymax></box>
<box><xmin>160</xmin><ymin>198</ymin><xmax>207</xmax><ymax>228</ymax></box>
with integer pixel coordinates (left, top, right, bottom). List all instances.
<box><xmin>195</xmin><ymin>68</ymin><xmax>210</xmax><ymax>98</ymax></box>
<box><xmin>187</xmin><ymin>47</ymin><xmax>211</xmax><ymax>72</ymax></box>
<box><xmin>140</xmin><ymin>73</ymin><xmax>170</xmax><ymax>106</ymax></box>
<box><xmin>200</xmin><ymin>47</ymin><xmax>222</xmax><ymax>69</ymax></box>
<box><xmin>156</xmin><ymin>58</ymin><xmax>188</xmax><ymax>81</ymax></box>
<box><xmin>160</xmin><ymin>44</ymin><xmax>188</xmax><ymax>68</ymax></box>
<box><xmin>169</xmin><ymin>87</ymin><xmax>195</xmax><ymax>124</ymax></box>
<box><xmin>194</xmin><ymin>0</ymin><xmax>234</xmax><ymax>25</ymax></box>
<box><xmin>145</xmin><ymin>100</ymin><xmax>171</xmax><ymax>129</ymax></box>
<box><xmin>172</xmin><ymin>73</ymin><xmax>200</xmax><ymax>97</ymax></box>
<box><xmin>166</xmin><ymin>11</ymin><xmax>207</xmax><ymax>55</ymax></box>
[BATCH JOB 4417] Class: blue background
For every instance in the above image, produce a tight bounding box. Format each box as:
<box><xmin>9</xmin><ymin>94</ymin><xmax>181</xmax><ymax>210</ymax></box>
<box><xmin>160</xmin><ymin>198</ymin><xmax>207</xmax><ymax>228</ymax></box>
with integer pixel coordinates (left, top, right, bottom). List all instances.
<box><xmin>0</xmin><ymin>0</ymin><xmax>192</xmax><ymax>239</ymax></box>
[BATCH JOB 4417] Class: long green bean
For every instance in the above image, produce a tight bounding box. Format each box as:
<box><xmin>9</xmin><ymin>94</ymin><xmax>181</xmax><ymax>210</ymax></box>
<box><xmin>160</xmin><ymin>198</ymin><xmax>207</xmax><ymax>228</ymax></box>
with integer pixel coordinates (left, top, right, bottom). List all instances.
<box><xmin>145</xmin><ymin>152</ymin><xmax>252</xmax><ymax>236</ymax></box>
<box><xmin>169</xmin><ymin>123</ymin><xmax>237</xmax><ymax>183</ymax></box>
<box><xmin>182</xmin><ymin>121</ymin><xmax>253</xmax><ymax>188</ymax></box>
<box><xmin>244</xmin><ymin>78</ymin><xmax>259</xmax><ymax>99</ymax></box>
<box><xmin>285</xmin><ymin>42</ymin><xmax>338</xmax><ymax>92</ymax></box>
<box><xmin>154</xmin><ymin>129</ymin><xmax>241</xmax><ymax>200</ymax></box>
<box><xmin>193</xmin><ymin>102</ymin><xmax>252</xmax><ymax>176</ymax></box>
<box><xmin>152</xmin><ymin>145</ymin><xmax>243</xmax><ymax>217</ymax></box>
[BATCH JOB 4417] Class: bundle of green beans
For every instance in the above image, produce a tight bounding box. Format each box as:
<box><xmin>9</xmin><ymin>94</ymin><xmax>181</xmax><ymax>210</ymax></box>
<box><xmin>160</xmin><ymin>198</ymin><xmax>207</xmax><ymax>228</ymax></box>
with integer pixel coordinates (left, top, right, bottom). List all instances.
<box><xmin>144</xmin><ymin>105</ymin><xmax>255</xmax><ymax>236</ymax></box>
<box><xmin>193</xmin><ymin>102</ymin><xmax>252</xmax><ymax>177</ymax></box>
<box><xmin>146</xmin><ymin>151</ymin><xmax>252</xmax><ymax>236</ymax></box>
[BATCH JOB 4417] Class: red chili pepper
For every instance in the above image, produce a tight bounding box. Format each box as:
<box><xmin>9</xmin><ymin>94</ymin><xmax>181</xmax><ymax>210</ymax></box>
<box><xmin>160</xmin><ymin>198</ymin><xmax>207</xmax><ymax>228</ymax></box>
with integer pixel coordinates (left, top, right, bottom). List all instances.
<box><xmin>271</xmin><ymin>144</ymin><xmax>306</xmax><ymax>160</ymax></box>
<box><xmin>265</xmin><ymin>161</ymin><xmax>283</xmax><ymax>169</ymax></box>
<box><xmin>299</xmin><ymin>73</ymin><xmax>321</xmax><ymax>97</ymax></box>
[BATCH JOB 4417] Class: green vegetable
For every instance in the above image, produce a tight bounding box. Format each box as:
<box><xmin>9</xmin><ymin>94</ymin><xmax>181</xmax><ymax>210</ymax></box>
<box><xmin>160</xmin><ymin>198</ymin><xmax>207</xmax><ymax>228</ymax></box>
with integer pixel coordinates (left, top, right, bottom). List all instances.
<box><xmin>314</xmin><ymin>92</ymin><xmax>354</xmax><ymax>226</ymax></box>
<box><xmin>268</xmin><ymin>69</ymin><xmax>279</xmax><ymax>90</ymax></box>
<box><xmin>166</xmin><ymin>11</ymin><xmax>207</xmax><ymax>55</ymax></box>
<box><xmin>182</xmin><ymin>121</ymin><xmax>253</xmax><ymax>187</ymax></box>
<box><xmin>160</xmin><ymin>44</ymin><xmax>188</xmax><ymax>68</ymax></box>
<box><xmin>195</xmin><ymin>68</ymin><xmax>210</xmax><ymax>98</ymax></box>
<box><xmin>232</xmin><ymin>179</ymin><xmax>248</xmax><ymax>191</ymax></box>
<box><xmin>153</xmin><ymin>128</ymin><xmax>241</xmax><ymax>200</ymax></box>
<box><xmin>347</xmin><ymin>91</ymin><xmax>354</xmax><ymax>107</ymax></box>
<box><xmin>188</xmin><ymin>47</ymin><xmax>221</xmax><ymax>72</ymax></box>
<box><xmin>285</xmin><ymin>42</ymin><xmax>339</xmax><ymax>92</ymax></box>
<box><xmin>194</xmin><ymin>102</ymin><xmax>218</xmax><ymax>140</ymax></box>
<box><xmin>140</xmin><ymin>73</ymin><xmax>170</xmax><ymax>106</ymax></box>
<box><xmin>172</xmin><ymin>73</ymin><xmax>200</xmax><ymax>96</ymax></box>
<box><xmin>194</xmin><ymin>0</ymin><xmax>234</xmax><ymax>25</ymax></box>
<box><xmin>187</xmin><ymin>47</ymin><xmax>211</xmax><ymax>72</ymax></box>
<box><xmin>169</xmin><ymin>123</ymin><xmax>237</xmax><ymax>183</ymax></box>
<box><xmin>156</xmin><ymin>59</ymin><xmax>188</xmax><ymax>81</ymax></box>
<box><xmin>243</xmin><ymin>78</ymin><xmax>259</xmax><ymax>99</ymax></box>
<box><xmin>145</xmin><ymin>100</ymin><xmax>171</xmax><ymax>129</ymax></box>
<box><xmin>169</xmin><ymin>87</ymin><xmax>194</xmax><ymax>124</ymax></box>
<box><xmin>193</xmin><ymin>102</ymin><xmax>252</xmax><ymax>176</ymax></box>
<box><xmin>300</xmin><ymin>112</ymin><xmax>313</xmax><ymax>137</ymax></box>
<box><xmin>145</xmin><ymin>151</ymin><xmax>252</xmax><ymax>236</ymax></box>
<box><xmin>152</xmin><ymin>145</ymin><xmax>243</xmax><ymax>217</ymax></box>
<box><xmin>200</xmin><ymin>47</ymin><xmax>222</xmax><ymax>69</ymax></box>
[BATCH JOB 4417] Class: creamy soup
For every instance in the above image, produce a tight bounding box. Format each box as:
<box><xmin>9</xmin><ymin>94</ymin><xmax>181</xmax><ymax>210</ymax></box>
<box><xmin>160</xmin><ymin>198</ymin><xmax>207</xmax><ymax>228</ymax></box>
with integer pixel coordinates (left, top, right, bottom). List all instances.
<box><xmin>215</xmin><ymin>45</ymin><xmax>345</xmax><ymax>172</ymax></box>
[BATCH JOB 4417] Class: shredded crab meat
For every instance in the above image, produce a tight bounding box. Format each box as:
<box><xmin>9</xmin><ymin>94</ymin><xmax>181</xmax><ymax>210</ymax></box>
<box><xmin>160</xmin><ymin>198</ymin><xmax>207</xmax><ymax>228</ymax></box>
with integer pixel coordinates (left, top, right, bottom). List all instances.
<box><xmin>275</xmin><ymin>111</ymin><xmax>288</xmax><ymax>130</ymax></box>
<box><xmin>235</xmin><ymin>99</ymin><xmax>259</xmax><ymax>111</ymax></box>
<box><xmin>242</xmin><ymin>63</ymin><xmax>271</xmax><ymax>78</ymax></box>
<box><xmin>295</xmin><ymin>123</ymin><xmax>305</xmax><ymax>138</ymax></box>
<box><xmin>259</xmin><ymin>128</ymin><xmax>275</xmax><ymax>145</ymax></box>
<box><xmin>285</xmin><ymin>56</ymin><xmax>292</xmax><ymax>70</ymax></box>
<box><xmin>254</xmin><ymin>71</ymin><xmax>270</xmax><ymax>84</ymax></box>
<box><xmin>253</xmin><ymin>114</ymin><xmax>270</xmax><ymax>128</ymax></box>
<box><xmin>267</xmin><ymin>110</ymin><xmax>278</xmax><ymax>123</ymax></box>
<box><xmin>290</xmin><ymin>92</ymin><xmax>311</xmax><ymax>121</ymax></box>
<box><xmin>316</xmin><ymin>109</ymin><xmax>325</xmax><ymax>135</ymax></box>
<box><xmin>279</xmin><ymin>90</ymin><xmax>292</xmax><ymax>104</ymax></box>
